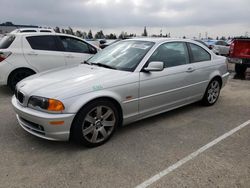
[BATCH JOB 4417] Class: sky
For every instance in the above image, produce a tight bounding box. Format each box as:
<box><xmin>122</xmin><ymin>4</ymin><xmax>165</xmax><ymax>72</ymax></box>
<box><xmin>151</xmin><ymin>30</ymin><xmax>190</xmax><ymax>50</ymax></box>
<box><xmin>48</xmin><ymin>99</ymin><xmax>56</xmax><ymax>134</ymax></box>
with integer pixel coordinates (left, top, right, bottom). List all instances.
<box><xmin>1</xmin><ymin>0</ymin><xmax>250</xmax><ymax>38</ymax></box>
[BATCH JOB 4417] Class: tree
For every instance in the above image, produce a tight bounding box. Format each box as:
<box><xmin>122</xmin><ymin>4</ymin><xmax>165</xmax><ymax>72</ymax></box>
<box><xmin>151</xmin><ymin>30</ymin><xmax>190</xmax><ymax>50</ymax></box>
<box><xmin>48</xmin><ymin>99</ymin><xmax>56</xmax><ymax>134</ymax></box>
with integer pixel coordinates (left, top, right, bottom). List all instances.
<box><xmin>54</xmin><ymin>26</ymin><xmax>60</xmax><ymax>33</ymax></box>
<box><xmin>88</xmin><ymin>30</ymin><xmax>93</xmax><ymax>39</ymax></box>
<box><xmin>220</xmin><ymin>36</ymin><xmax>226</xmax><ymax>40</ymax></box>
<box><xmin>61</xmin><ymin>29</ymin><xmax>65</xmax><ymax>33</ymax></box>
<box><xmin>68</xmin><ymin>27</ymin><xmax>74</xmax><ymax>35</ymax></box>
<box><xmin>95</xmin><ymin>30</ymin><xmax>105</xmax><ymax>39</ymax></box>
<box><xmin>106</xmin><ymin>33</ymin><xmax>117</xmax><ymax>39</ymax></box>
<box><xmin>119</xmin><ymin>31</ymin><xmax>125</xmax><ymax>39</ymax></box>
<box><xmin>142</xmin><ymin>26</ymin><xmax>148</xmax><ymax>37</ymax></box>
<box><xmin>216</xmin><ymin>36</ymin><xmax>219</xmax><ymax>40</ymax></box>
<box><xmin>75</xmin><ymin>30</ymin><xmax>83</xmax><ymax>38</ymax></box>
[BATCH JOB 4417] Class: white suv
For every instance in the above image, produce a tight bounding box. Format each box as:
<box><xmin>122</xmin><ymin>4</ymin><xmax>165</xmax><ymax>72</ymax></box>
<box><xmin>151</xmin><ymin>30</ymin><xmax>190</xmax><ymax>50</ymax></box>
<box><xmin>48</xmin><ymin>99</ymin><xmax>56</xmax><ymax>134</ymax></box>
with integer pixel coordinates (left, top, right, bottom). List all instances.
<box><xmin>0</xmin><ymin>32</ymin><xmax>100</xmax><ymax>90</ymax></box>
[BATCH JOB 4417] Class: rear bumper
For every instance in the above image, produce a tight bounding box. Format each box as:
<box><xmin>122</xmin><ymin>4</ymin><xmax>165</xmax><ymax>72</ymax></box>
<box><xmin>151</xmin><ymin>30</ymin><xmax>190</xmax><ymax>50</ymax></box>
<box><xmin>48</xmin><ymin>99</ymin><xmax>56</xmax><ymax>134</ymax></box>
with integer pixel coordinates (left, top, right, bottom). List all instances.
<box><xmin>12</xmin><ymin>96</ymin><xmax>75</xmax><ymax>141</ymax></box>
<box><xmin>227</xmin><ymin>58</ymin><xmax>250</xmax><ymax>66</ymax></box>
<box><xmin>222</xmin><ymin>72</ymin><xmax>230</xmax><ymax>88</ymax></box>
<box><xmin>227</xmin><ymin>57</ymin><xmax>242</xmax><ymax>64</ymax></box>
<box><xmin>0</xmin><ymin>60</ymin><xmax>13</xmax><ymax>85</ymax></box>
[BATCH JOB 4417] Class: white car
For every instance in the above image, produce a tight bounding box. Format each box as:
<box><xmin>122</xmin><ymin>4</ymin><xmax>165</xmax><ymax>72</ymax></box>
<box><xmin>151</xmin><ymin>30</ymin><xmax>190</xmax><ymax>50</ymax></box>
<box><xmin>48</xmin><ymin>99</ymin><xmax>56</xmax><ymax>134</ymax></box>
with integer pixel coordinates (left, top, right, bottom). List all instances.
<box><xmin>12</xmin><ymin>38</ymin><xmax>229</xmax><ymax>147</ymax></box>
<box><xmin>10</xmin><ymin>28</ymin><xmax>55</xmax><ymax>33</ymax></box>
<box><xmin>0</xmin><ymin>32</ymin><xmax>100</xmax><ymax>90</ymax></box>
<box><xmin>204</xmin><ymin>40</ymin><xmax>230</xmax><ymax>56</ymax></box>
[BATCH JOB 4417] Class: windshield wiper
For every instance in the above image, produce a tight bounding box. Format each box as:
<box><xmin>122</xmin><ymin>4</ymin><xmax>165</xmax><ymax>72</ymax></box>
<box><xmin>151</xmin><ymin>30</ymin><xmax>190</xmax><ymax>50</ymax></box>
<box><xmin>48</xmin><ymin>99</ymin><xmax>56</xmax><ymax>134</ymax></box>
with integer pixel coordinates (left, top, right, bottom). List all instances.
<box><xmin>82</xmin><ymin>60</ymin><xmax>91</xmax><ymax>65</ymax></box>
<box><xmin>91</xmin><ymin>63</ymin><xmax>116</xmax><ymax>70</ymax></box>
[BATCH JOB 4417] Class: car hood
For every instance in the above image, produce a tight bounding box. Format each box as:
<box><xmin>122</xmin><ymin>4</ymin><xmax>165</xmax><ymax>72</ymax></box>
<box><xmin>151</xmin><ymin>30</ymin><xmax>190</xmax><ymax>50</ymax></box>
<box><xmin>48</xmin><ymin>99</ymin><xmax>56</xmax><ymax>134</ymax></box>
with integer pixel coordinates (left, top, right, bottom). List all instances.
<box><xmin>17</xmin><ymin>64</ymin><xmax>133</xmax><ymax>99</ymax></box>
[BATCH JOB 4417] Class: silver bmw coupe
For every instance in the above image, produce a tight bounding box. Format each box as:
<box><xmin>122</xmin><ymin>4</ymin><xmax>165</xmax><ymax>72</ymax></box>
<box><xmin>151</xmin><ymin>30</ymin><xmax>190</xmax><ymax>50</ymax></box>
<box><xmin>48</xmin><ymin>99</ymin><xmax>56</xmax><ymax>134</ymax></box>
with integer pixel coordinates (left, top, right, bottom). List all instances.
<box><xmin>12</xmin><ymin>38</ymin><xmax>229</xmax><ymax>147</ymax></box>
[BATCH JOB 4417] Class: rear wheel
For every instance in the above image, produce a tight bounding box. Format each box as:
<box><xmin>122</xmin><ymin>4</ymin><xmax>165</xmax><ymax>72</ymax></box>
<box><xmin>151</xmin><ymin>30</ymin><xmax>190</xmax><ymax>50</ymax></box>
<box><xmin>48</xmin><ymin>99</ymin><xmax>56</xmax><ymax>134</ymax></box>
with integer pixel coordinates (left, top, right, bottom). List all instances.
<box><xmin>202</xmin><ymin>79</ymin><xmax>221</xmax><ymax>106</ymax></box>
<box><xmin>235</xmin><ymin>64</ymin><xmax>247</xmax><ymax>75</ymax></box>
<box><xmin>8</xmin><ymin>69</ymin><xmax>35</xmax><ymax>91</ymax></box>
<box><xmin>71</xmin><ymin>100</ymin><xmax>120</xmax><ymax>147</ymax></box>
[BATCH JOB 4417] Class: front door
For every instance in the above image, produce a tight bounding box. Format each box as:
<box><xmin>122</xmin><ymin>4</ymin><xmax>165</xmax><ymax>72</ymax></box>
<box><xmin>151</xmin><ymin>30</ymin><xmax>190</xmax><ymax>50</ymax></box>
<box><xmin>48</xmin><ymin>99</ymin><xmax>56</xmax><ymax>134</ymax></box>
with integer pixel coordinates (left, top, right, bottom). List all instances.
<box><xmin>139</xmin><ymin>42</ymin><xmax>198</xmax><ymax>118</ymax></box>
<box><xmin>58</xmin><ymin>36</ymin><xmax>95</xmax><ymax>66</ymax></box>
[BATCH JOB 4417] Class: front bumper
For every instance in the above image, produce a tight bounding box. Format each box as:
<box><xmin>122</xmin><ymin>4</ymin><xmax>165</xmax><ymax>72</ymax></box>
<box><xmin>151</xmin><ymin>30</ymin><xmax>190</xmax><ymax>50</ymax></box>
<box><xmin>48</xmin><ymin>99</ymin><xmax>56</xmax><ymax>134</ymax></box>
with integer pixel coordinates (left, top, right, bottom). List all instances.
<box><xmin>12</xmin><ymin>96</ymin><xmax>75</xmax><ymax>141</ymax></box>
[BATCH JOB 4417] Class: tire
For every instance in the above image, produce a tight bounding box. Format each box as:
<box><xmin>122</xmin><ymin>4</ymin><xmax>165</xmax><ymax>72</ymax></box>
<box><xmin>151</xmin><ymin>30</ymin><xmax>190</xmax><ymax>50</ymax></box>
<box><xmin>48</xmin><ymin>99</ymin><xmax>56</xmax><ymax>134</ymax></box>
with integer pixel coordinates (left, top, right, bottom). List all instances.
<box><xmin>235</xmin><ymin>64</ymin><xmax>247</xmax><ymax>75</ymax></box>
<box><xmin>8</xmin><ymin>69</ymin><xmax>35</xmax><ymax>91</ymax></box>
<box><xmin>71</xmin><ymin>99</ymin><xmax>120</xmax><ymax>147</ymax></box>
<box><xmin>202</xmin><ymin>79</ymin><xmax>221</xmax><ymax>106</ymax></box>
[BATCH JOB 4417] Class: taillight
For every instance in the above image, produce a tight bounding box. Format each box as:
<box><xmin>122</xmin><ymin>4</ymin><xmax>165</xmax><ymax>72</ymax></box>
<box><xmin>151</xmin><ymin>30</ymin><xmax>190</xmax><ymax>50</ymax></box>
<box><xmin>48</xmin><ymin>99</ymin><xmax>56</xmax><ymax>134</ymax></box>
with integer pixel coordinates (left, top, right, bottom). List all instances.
<box><xmin>0</xmin><ymin>51</ymin><xmax>12</xmax><ymax>62</ymax></box>
<box><xmin>229</xmin><ymin>41</ymin><xmax>235</xmax><ymax>56</ymax></box>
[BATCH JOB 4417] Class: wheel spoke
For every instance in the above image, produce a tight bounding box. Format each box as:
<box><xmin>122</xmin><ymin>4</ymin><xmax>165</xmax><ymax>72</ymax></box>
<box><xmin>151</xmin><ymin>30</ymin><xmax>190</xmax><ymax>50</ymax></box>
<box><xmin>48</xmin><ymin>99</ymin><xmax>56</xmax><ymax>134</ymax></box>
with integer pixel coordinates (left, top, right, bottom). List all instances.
<box><xmin>85</xmin><ymin>115</ymin><xmax>95</xmax><ymax>124</ymax></box>
<box><xmin>83</xmin><ymin>124</ymin><xmax>95</xmax><ymax>135</ymax></box>
<box><xmin>91</xmin><ymin>129</ymin><xmax>99</xmax><ymax>142</ymax></box>
<box><xmin>99</xmin><ymin>127</ymin><xmax>107</xmax><ymax>138</ymax></box>
<box><xmin>212</xmin><ymin>82</ymin><xmax>217</xmax><ymax>89</ymax></box>
<box><xmin>96</xmin><ymin>106</ymin><xmax>102</xmax><ymax>118</ymax></box>
<box><xmin>208</xmin><ymin>94</ymin><xmax>212</xmax><ymax>103</ymax></box>
<box><xmin>103</xmin><ymin>120</ymin><xmax>115</xmax><ymax>127</ymax></box>
<box><xmin>102</xmin><ymin>110</ymin><xmax>112</xmax><ymax>120</ymax></box>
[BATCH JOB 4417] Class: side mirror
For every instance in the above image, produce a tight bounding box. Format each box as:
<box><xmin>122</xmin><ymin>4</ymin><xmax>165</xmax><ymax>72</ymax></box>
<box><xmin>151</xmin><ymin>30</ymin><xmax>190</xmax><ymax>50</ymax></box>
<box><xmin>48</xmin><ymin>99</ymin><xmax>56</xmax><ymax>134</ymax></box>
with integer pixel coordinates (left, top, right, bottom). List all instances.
<box><xmin>99</xmin><ymin>39</ymin><xmax>106</xmax><ymax>45</ymax></box>
<box><xmin>144</xmin><ymin>61</ymin><xmax>164</xmax><ymax>72</ymax></box>
<box><xmin>89</xmin><ymin>46</ymin><xmax>97</xmax><ymax>54</ymax></box>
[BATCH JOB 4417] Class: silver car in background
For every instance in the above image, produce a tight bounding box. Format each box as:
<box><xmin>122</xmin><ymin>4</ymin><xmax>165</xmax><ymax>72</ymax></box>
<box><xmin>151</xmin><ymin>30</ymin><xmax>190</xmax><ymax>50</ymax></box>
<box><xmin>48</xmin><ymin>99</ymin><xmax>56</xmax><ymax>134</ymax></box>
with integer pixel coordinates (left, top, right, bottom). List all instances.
<box><xmin>12</xmin><ymin>38</ymin><xmax>229</xmax><ymax>147</ymax></box>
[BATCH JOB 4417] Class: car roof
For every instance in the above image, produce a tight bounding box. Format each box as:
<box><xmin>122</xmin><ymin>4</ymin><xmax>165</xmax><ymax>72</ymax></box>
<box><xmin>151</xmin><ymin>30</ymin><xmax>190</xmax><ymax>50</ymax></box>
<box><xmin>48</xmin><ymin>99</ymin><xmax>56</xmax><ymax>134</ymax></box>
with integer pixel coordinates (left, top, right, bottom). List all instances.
<box><xmin>10</xmin><ymin>28</ymin><xmax>55</xmax><ymax>33</ymax></box>
<box><xmin>125</xmin><ymin>37</ymin><xmax>198</xmax><ymax>45</ymax></box>
<box><xmin>11</xmin><ymin>32</ymin><xmax>82</xmax><ymax>38</ymax></box>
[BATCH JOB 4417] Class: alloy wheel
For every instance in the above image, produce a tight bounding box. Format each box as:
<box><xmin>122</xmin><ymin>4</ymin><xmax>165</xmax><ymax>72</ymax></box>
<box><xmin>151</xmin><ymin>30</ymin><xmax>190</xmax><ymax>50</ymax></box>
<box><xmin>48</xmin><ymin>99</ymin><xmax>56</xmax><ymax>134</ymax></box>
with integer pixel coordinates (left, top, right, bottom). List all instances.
<box><xmin>82</xmin><ymin>106</ymin><xmax>116</xmax><ymax>143</ymax></box>
<box><xmin>207</xmin><ymin>80</ymin><xmax>220</xmax><ymax>104</ymax></box>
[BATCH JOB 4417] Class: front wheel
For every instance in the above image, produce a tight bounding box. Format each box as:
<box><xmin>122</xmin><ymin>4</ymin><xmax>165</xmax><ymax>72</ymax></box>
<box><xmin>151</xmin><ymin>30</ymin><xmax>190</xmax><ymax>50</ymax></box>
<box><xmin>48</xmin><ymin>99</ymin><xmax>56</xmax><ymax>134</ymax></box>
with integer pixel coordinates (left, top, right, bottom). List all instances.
<box><xmin>71</xmin><ymin>100</ymin><xmax>120</xmax><ymax>147</ymax></box>
<box><xmin>202</xmin><ymin>79</ymin><xmax>221</xmax><ymax>106</ymax></box>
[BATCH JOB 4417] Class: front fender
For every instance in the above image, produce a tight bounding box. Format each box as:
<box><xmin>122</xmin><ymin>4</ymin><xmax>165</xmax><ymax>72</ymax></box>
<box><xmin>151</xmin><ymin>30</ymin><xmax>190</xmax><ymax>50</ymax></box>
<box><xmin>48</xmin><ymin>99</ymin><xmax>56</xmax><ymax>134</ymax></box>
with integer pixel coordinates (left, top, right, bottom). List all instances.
<box><xmin>63</xmin><ymin>90</ymin><xmax>123</xmax><ymax>114</ymax></box>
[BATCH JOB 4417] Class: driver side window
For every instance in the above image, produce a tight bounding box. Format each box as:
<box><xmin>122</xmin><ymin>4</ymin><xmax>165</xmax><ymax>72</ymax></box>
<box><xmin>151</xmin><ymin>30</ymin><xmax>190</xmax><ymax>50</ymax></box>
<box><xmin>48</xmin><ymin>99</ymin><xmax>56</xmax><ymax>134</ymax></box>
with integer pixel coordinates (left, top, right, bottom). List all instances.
<box><xmin>148</xmin><ymin>42</ymin><xmax>189</xmax><ymax>68</ymax></box>
<box><xmin>59</xmin><ymin>36</ymin><xmax>92</xmax><ymax>53</ymax></box>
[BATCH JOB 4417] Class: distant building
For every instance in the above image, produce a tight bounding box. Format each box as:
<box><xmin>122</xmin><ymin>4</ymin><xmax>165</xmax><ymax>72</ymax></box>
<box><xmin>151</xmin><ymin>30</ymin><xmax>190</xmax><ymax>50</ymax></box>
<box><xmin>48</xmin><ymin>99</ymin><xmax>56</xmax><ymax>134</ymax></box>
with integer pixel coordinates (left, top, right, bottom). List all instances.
<box><xmin>0</xmin><ymin>22</ymin><xmax>39</xmax><ymax>34</ymax></box>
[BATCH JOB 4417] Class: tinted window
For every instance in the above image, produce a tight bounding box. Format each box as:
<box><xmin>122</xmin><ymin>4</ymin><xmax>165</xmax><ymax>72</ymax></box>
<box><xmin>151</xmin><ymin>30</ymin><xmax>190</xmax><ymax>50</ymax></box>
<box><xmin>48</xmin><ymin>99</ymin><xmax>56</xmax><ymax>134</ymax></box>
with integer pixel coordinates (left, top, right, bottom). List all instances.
<box><xmin>26</xmin><ymin>36</ymin><xmax>58</xmax><ymax>51</ymax></box>
<box><xmin>0</xmin><ymin>35</ymin><xmax>15</xmax><ymax>49</ymax></box>
<box><xmin>59</xmin><ymin>36</ymin><xmax>90</xmax><ymax>53</ymax></box>
<box><xmin>189</xmin><ymin>43</ymin><xmax>211</xmax><ymax>62</ymax></box>
<box><xmin>40</xmin><ymin>30</ymin><xmax>52</xmax><ymax>33</ymax></box>
<box><xmin>21</xmin><ymin>30</ymin><xmax>37</xmax><ymax>33</ymax></box>
<box><xmin>148</xmin><ymin>42</ymin><xmax>189</xmax><ymax>68</ymax></box>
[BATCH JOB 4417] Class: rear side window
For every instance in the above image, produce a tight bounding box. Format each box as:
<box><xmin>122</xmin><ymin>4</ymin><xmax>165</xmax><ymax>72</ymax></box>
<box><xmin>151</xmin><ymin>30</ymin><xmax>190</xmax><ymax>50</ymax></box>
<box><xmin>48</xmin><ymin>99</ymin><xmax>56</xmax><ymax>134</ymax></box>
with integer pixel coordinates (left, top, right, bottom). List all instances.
<box><xmin>26</xmin><ymin>36</ymin><xmax>58</xmax><ymax>51</ymax></box>
<box><xmin>59</xmin><ymin>36</ymin><xmax>91</xmax><ymax>53</ymax></box>
<box><xmin>189</xmin><ymin>43</ymin><xmax>211</xmax><ymax>62</ymax></box>
<box><xmin>0</xmin><ymin>35</ymin><xmax>15</xmax><ymax>49</ymax></box>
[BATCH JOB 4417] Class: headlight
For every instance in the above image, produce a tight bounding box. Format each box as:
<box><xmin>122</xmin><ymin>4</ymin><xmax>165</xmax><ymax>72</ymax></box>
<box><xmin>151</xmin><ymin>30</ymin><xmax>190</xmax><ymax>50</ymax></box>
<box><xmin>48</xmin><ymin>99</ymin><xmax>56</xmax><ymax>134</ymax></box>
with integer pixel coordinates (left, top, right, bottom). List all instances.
<box><xmin>28</xmin><ymin>96</ymin><xmax>65</xmax><ymax>112</ymax></box>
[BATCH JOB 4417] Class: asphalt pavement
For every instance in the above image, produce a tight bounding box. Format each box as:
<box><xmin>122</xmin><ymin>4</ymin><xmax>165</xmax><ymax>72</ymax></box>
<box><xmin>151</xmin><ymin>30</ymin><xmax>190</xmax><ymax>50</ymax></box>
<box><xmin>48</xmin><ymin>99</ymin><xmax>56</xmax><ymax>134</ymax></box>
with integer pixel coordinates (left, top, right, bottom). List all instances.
<box><xmin>0</xmin><ymin>72</ymin><xmax>249</xmax><ymax>188</ymax></box>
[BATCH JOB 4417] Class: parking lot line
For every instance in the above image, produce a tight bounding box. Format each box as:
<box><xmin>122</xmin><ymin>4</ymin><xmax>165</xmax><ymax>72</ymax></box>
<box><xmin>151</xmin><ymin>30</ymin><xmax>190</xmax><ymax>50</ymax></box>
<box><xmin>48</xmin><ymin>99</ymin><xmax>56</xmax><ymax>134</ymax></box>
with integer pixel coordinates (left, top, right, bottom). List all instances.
<box><xmin>135</xmin><ymin>120</ymin><xmax>250</xmax><ymax>188</ymax></box>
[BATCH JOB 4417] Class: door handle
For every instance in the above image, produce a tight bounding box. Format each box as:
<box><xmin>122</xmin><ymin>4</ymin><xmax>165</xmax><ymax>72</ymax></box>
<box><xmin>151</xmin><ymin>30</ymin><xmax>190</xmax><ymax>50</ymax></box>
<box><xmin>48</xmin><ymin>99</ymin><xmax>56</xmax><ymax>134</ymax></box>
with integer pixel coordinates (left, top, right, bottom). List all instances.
<box><xmin>66</xmin><ymin>55</ymin><xmax>74</xmax><ymax>58</ymax></box>
<box><xmin>27</xmin><ymin>52</ymin><xmax>38</xmax><ymax>56</ymax></box>
<box><xmin>186</xmin><ymin>67</ymin><xmax>195</xmax><ymax>73</ymax></box>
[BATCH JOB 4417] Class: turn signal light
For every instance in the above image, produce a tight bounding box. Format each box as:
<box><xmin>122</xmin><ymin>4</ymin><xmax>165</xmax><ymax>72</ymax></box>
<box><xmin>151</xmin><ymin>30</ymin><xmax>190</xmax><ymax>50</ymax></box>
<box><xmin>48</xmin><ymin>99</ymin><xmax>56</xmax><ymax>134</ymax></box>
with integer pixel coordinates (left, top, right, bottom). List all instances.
<box><xmin>48</xmin><ymin>99</ymin><xmax>65</xmax><ymax>111</ymax></box>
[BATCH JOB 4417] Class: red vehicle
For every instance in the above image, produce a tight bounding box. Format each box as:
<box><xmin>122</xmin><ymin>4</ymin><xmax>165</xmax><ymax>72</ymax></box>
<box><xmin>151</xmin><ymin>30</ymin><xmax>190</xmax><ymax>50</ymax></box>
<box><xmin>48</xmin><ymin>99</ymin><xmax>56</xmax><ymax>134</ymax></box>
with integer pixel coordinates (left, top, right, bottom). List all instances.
<box><xmin>228</xmin><ymin>38</ymin><xmax>250</xmax><ymax>75</ymax></box>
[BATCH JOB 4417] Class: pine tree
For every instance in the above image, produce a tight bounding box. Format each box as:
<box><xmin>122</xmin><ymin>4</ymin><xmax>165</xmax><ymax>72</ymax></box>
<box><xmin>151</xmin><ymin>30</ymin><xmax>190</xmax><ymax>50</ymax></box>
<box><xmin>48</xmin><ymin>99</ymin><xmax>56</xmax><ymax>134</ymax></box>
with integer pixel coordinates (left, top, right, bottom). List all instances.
<box><xmin>142</xmin><ymin>26</ymin><xmax>148</xmax><ymax>37</ymax></box>
<box><xmin>88</xmin><ymin>30</ymin><xmax>93</xmax><ymax>39</ymax></box>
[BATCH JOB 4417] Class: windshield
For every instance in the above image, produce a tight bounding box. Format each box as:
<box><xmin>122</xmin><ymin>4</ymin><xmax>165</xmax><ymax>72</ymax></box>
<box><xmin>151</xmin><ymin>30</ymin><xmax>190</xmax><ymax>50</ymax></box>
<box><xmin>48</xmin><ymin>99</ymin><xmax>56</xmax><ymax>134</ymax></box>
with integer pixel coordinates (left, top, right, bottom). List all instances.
<box><xmin>87</xmin><ymin>40</ymin><xmax>155</xmax><ymax>72</ymax></box>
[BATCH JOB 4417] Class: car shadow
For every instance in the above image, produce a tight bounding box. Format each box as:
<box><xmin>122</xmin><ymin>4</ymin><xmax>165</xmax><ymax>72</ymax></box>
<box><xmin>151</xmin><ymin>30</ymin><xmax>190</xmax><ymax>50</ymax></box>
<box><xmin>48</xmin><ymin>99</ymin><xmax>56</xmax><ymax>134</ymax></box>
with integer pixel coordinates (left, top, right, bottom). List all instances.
<box><xmin>0</xmin><ymin>86</ymin><xmax>13</xmax><ymax>97</ymax></box>
<box><xmin>117</xmin><ymin>102</ymin><xmax>200</xmax><ymax>136</ymax></box>
<box><xmin>233</xmin><ymin>68</ymin><xmax>250</xmax><ymax>80</ymax></box>
<box><xmin>20</xmin><ymin>102</ymin><xmax>201</xmax><ymax>151</ymax></box>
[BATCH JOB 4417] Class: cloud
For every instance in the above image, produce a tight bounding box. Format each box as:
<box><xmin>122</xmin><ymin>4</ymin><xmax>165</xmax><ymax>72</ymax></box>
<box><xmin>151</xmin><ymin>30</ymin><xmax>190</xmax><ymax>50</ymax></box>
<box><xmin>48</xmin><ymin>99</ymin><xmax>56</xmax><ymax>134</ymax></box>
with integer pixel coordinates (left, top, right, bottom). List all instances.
<box><xmin>0</xmin><ymin>0</ymin><xmax>249</xmax><ymax>36</ymax></box>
